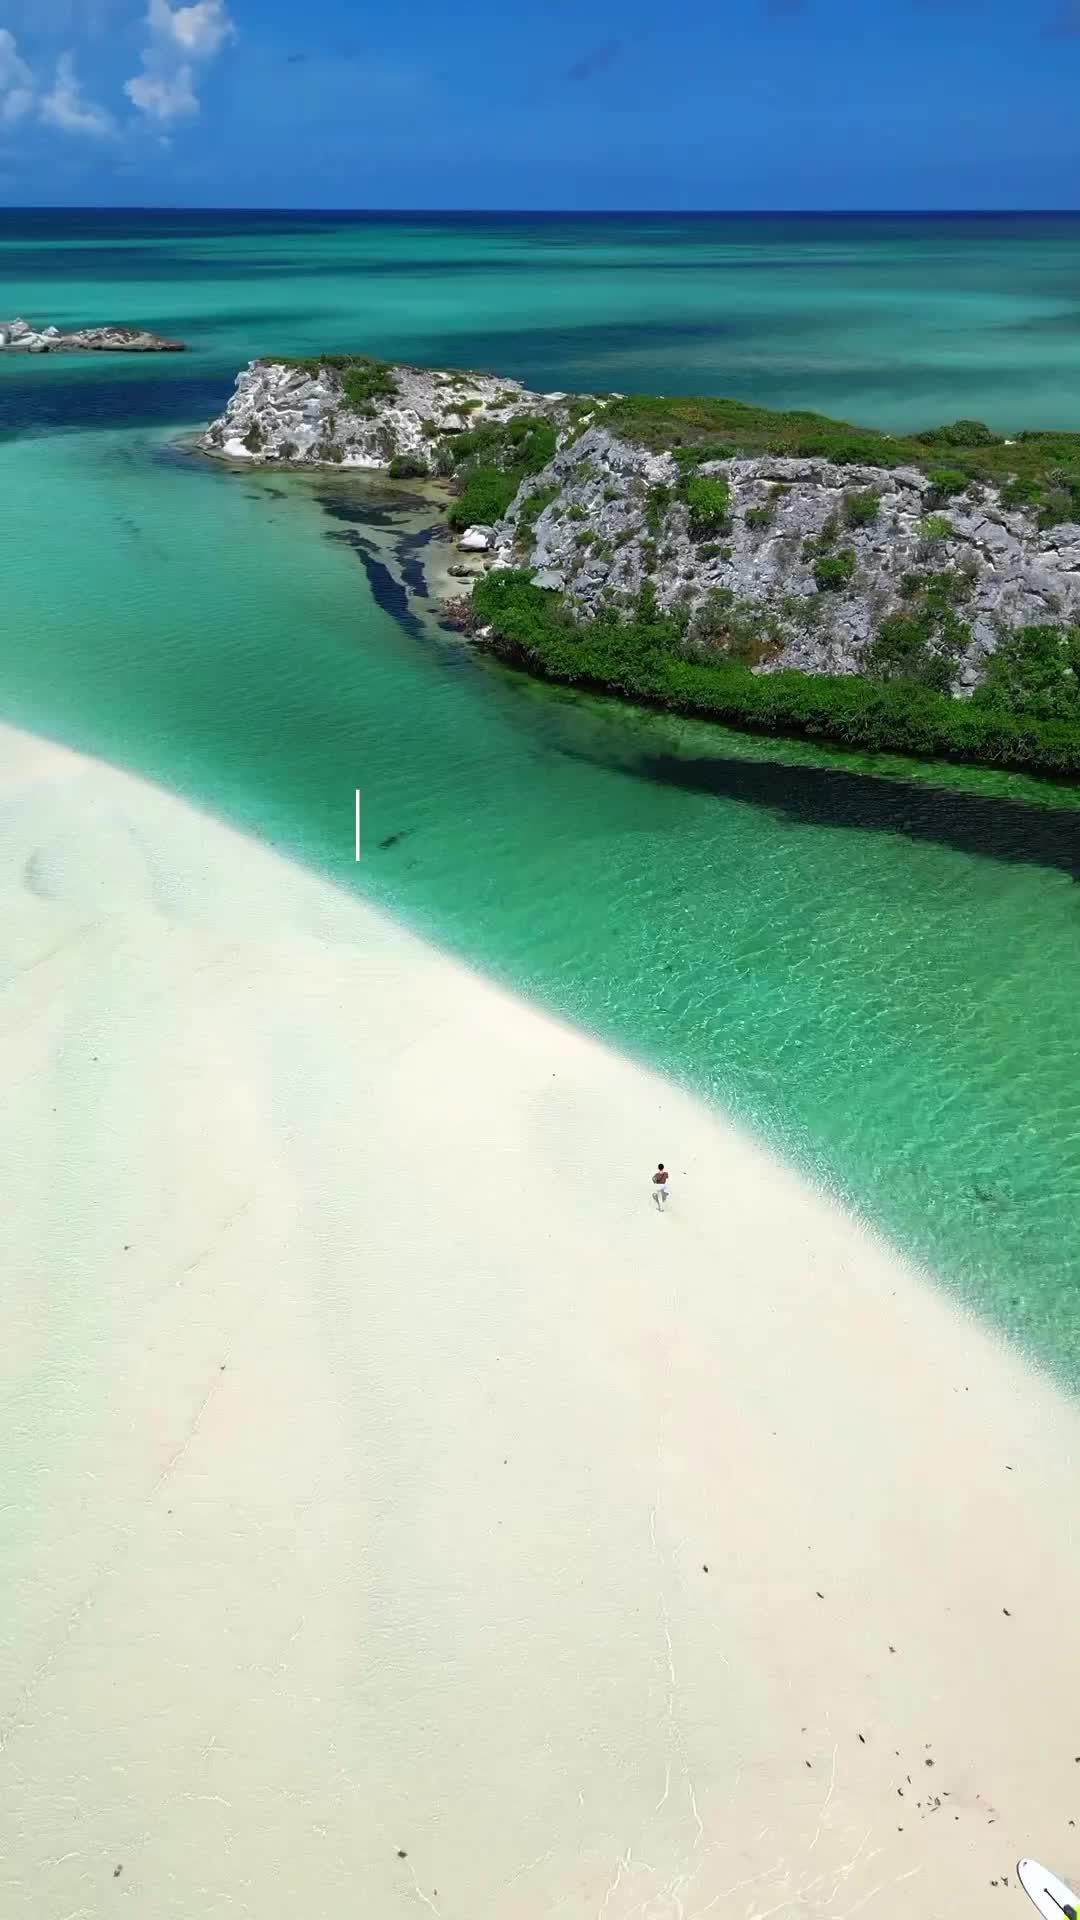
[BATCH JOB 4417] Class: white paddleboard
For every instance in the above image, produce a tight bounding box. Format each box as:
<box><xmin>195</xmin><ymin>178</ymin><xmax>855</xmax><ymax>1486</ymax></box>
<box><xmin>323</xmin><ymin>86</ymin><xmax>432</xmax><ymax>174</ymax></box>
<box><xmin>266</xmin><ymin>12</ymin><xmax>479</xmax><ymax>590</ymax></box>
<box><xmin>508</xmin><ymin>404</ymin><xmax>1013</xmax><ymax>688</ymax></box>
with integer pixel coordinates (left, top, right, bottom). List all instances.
<box><xmin>1018</xmin><ymin>1859</ymin><xmax>1080</xmax><ymax>1920</ymax></box>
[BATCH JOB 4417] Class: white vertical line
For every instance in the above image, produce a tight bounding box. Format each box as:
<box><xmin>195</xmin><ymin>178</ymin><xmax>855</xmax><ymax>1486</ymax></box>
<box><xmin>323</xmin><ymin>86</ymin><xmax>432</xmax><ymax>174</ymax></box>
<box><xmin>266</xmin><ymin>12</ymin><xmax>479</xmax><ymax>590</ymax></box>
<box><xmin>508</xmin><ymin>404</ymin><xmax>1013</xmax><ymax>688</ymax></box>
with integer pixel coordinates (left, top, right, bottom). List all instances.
<box><xmin>354</xmin><ymin>789</ymin><xmax>360</xmax><ymax>861</ymax></box>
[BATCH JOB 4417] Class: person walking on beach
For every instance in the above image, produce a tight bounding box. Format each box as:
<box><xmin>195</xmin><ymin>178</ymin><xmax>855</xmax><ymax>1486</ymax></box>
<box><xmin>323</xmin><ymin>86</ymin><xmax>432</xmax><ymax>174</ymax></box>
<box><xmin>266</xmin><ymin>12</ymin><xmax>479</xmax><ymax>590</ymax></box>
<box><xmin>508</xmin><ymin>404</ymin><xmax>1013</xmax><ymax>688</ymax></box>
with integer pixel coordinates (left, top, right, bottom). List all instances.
<box><xmin>652</xmin><ymin>1163</ymin><xmax>670</xmax><ymax>1211</ymax></box>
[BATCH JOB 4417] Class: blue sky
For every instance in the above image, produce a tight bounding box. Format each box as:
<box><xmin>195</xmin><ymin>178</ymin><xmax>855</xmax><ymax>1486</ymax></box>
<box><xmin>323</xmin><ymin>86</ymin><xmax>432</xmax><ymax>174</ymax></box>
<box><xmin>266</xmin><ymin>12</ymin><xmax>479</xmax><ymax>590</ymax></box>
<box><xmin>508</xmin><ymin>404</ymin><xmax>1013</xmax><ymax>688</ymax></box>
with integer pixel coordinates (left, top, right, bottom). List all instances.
<box><xmin>1</xmin><ymin>0</ymin><xmax>1079</xmax><ymax>209</ymax></box>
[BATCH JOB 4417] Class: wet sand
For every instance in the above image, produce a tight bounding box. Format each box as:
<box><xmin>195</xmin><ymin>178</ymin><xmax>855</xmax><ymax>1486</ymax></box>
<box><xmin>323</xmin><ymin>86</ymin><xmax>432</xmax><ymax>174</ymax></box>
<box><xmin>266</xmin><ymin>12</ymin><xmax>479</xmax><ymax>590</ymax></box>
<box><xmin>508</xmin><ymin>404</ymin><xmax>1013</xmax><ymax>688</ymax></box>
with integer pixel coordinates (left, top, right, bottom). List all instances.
<box><xmin>1</xmin><ymin>722</ymin><xmax>1077</xmax><ymax>1920</ymax></box>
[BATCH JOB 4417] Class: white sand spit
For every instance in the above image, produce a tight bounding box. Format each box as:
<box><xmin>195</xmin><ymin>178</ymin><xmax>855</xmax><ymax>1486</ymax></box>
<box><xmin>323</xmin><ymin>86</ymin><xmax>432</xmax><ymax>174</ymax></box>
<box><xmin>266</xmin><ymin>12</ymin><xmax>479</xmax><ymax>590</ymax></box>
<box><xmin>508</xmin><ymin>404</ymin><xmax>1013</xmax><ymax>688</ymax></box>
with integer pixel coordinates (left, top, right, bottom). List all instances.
<box><xmin>0</xmin><ymin>722</ymin><xmax>1077</xmax><ymax>1920</ymax></box>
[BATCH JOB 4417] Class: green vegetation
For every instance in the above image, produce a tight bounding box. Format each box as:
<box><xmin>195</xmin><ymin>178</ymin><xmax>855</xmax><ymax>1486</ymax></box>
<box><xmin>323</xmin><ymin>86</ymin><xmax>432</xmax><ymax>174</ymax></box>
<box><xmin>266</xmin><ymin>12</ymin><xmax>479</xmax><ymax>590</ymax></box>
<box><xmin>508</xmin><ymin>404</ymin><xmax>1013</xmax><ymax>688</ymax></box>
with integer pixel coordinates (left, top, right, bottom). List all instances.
<box><xmin>275</xmin><ymin>353</ymin><xmax>398</xmax><ymax>419</ymax></box>
<box><xmin>388</xmin><ymin>453</ymin><xmax>428</xmax><ymax>479</ymax></box>
<box><xmin>920</xmin><ymin>513</ymin><xmax>953</xmax><ymax>545</ymax></box>
<box><xmin>920</xmin><ymin>419</ymin><xmax>999</xmax><ymax>447</ymax></box>
<box><xmin>745</xmin><ymin>504</ymin><xmax>774</xmax><ymax>531</ymax></box>
<box><xmin>516</xmin><ymin>482</ymin><xmax>560</xmax><ymax>540</ymax></box>
<box><xmin>450</xmin><ymin>467</ymin><xmax>518</xmax><ymax>528</ymax></box>
<box><xmin>646</xmin><ymin>483</ymin><xmax>672</xmax><ymax>534</ymax></box>
<box><xmin>813</xmin><ymin>549</ymin><xmax>857</xmax><ymax>592</ymax></box>
<box><xmin>691</xmin><ymin>588</ymin><xmax>784</xmax><ymax>667</ymax></box>
<box><xmin>599</xmin><ymin>392</ymin><xmax>1080</xmax><ymax>528</ymax></box>
<box><xmin>441</xmin><ymin>413</ymin><xmax>558</xmax><ymax>532</ymax></box>
<box><xmin>975</xmin><ymin>623</ymin><xmax>1080</xmax><ymax>720</ymax></box>
<box><xmin>927</xmin><ymin>468</ymin><xmax>969</xmax><ymax>500</ymax></box>
<box><xmin>470</xmin><ymin>571</ymin><xmax>1080</xmax><ymax>778</ymax></box>
<box><xmin>265</xmin><ymin>351</ymin><xmax>1080</xmax><ymax>527</ymax></box>
<box><xmin>803</xmin><ymin>513</ymin><xmax>840</xmax><ymax>561</ymax></box>
<box><xmin>243</xmin><ymin>419</ymin><xmax>263</xmax><ymax>453</ymax></box>
<box><xmin>867</xmin><ymin>565</ymin><xmax>975</xmax><ymax>693</ymax></box>
<box><xmin>867</xmin><ymin>609</ymin><xmax>967</xmax><ymax>694</ymax></box>
<box><xmin>843</xmin><ymin>488</ymin><xmax>880</xmax><ymax>528</ymax></box>
<box><xmin>684</xmin><ymin>473</ymin><xmax>732</xmax><ymax>535</ymax></box>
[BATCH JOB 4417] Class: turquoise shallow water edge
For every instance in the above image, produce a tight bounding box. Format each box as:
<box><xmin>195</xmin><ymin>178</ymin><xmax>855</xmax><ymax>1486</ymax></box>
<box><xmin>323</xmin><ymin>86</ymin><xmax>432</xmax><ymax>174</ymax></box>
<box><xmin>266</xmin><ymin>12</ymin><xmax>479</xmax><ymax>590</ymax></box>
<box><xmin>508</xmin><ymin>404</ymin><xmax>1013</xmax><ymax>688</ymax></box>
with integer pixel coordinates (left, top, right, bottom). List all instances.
<box><xmin>3</xmin><ymin>210</ymin><xmax>1080</xmax><ymax>1380</ymax></box>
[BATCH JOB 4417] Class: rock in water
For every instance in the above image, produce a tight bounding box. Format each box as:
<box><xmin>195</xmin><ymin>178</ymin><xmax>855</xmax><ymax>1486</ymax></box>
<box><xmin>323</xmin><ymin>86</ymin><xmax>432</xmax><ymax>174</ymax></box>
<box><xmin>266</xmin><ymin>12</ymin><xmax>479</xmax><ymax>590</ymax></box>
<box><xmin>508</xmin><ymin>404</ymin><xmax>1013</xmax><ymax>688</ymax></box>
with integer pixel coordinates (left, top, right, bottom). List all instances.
<box><xmin>0</xmin><ymin>317</ymin><xmax>185</xmax><ymax>353</ymax></box>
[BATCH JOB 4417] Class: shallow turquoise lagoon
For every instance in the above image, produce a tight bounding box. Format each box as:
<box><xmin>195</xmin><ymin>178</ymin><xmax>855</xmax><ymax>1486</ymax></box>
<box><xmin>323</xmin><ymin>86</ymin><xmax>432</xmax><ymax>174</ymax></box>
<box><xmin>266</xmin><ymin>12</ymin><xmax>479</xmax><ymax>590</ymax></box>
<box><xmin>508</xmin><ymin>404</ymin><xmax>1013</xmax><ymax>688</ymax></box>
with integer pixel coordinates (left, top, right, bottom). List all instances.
<box><xmin>3</xmin><ymin>211</ymin><xmax>1080</xmax><ymax>1378</ymax></box>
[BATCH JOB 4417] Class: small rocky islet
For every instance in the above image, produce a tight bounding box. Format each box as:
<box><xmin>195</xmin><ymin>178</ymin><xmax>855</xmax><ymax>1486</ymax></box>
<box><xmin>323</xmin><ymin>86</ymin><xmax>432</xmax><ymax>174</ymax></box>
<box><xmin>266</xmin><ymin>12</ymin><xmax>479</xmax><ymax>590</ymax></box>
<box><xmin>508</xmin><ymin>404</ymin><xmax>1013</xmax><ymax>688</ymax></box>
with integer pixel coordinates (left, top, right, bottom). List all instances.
<box><xmin>0</xmin><ymin>317</ymin><xmax>186</xmax><ymax>354</ymax></box>
<box><xmin>200</xmin><ymin>350</ymin><xmax>1080</xmax><ymax>773</ymax></box>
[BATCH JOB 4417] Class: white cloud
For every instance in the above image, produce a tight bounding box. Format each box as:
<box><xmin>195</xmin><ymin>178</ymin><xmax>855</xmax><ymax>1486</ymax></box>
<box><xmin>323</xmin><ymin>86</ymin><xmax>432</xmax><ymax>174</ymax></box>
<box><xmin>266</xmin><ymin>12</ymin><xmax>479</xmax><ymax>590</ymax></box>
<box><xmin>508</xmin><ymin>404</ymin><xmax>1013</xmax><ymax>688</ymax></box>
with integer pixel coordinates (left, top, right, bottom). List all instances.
<box><xmin>39</xmin><ymin>50</ymin><xmax>115</xmax><ymax>135</ymax></box>
<box><xmin>147</xmin><ymin>0</ymin><xmax>233</xmax><ymax>58</ymax></box>
<box><xmin>125</xmin><ymin>59</ymin><xmax>197</xmax><ymax>120</ymax></box>
<box><xmin>0</xmin><ymin>29</ymin><xmax>35</xmax><ymax>126</ymax></box>
<box><xmin>125</xmin><ymin>0</ymin><xmax>233</xmax><ymax>124</ymax></box>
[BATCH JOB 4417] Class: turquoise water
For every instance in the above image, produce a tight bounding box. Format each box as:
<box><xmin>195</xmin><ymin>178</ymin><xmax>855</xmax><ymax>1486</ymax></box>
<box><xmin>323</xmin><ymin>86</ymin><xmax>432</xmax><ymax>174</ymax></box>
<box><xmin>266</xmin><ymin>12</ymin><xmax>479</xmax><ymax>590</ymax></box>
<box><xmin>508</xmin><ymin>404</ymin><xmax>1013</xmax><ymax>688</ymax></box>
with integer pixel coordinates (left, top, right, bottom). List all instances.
<box><xmin>4</xmin><ymin>210</ymin><xmax>1080</xmax><ymax>1376</ymax></box>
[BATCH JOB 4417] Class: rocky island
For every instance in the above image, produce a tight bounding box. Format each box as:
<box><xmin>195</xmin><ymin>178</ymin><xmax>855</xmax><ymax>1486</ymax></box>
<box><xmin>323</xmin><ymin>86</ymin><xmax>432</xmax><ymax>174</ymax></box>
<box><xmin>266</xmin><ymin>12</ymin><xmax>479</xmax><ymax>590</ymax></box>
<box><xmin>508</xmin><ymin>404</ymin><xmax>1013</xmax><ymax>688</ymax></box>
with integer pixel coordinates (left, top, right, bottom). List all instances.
<box><xmin>202</xmin><ymin>352</ymin><xmax>1080</xmax><ymax>775</ymax></box>
<box><xmin>0</xmin><ymin>318</ymin><xmax>186</xmax><ymax>353</ymax></box>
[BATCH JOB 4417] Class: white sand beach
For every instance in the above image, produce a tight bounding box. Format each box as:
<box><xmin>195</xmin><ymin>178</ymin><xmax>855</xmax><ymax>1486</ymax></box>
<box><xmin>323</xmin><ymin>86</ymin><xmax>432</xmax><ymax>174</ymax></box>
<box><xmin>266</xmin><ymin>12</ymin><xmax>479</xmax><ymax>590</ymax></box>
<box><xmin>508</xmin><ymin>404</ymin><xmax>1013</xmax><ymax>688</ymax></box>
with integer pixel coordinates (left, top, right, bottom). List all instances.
<box><xmin>1</xmin><ymin>720</ymin><xmax>1078</xmax><ymax>1920</ymax></box>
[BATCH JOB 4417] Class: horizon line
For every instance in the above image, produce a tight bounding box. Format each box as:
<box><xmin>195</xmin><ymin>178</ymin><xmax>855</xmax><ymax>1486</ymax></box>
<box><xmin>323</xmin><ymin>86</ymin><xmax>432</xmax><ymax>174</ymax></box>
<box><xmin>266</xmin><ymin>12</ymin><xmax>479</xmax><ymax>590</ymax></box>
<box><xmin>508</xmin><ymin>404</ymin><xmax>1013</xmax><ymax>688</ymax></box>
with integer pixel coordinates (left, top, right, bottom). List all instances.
<box><xmin>4</xmin><ymin>204</ymin><xmax>1080</xmax><ymax>218</ymax></box>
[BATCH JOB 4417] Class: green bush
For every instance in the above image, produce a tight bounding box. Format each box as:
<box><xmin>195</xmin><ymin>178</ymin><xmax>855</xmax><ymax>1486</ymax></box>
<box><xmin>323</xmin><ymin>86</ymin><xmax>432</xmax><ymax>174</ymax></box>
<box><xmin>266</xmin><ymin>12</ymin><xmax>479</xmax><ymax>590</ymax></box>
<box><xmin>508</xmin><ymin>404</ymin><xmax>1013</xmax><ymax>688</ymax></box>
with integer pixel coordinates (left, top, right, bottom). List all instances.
<box><xmin>921</xmin><ymin>420</ymin><xmax>1000</xmax><ymax>448</ymax></box>
<box><xmin>928</xmin><ymin>468</ymin><xmax>969</xmax><ymax>499</ymax></box>
<box><xmin>342</xmin><ymin>360</ymin><xmax>397</xmax><ymax>413</ymax></box>
<box><xmin>975</xmin><ymin>623</ymin><xmax>1080</xmax><ymax>719</ymax></box>
<box><xmin>448</xmin><ymin>466</ymin><xmax>518</xmax><ymax>530</ymax></box>
<box><xmin>388</xmin><ymin>454</ymin><xmax>428</xmax><ymax>479</ymax></box>
<box><xmin>691</xmin><ymin>588</ymin><xmax>784</xmax><ymax>666</ymax></box>
<box><xmin>243</xmin><ymin>420</ymin><xmax>264</xmax><ymax>453</ymax></box>
<box><xmin>646</xmin><ymin>484</ymin><xmax>672</xmax><ymax>534</ymax></box>
<box><xmin>813</xmin><ymin>549</ymin><xmax>857</xmax><ymax>592</ymax></box>
<box><xmin>745</xmin><ymin>504</ymin><xmax>775</xmax><ymax>531</ymax></box>
<box><xmin>843</xmin><ymin>489</ymin><xmax>880</xmax><ymax>528</ymax></box>
<box><xmin>469</xmin><ymin>571</ymin><xmax>1080</xmax><ymax>777</ymax></box>
<box><xmin>684</xmin><ymin>474</ymin><xmax>732</xmax><ymax>534</ymax></box>
<box><xmin>566</xmin><ymin>503</ymin><xmax>589</xmax><ymax>523</ymax></box>
<box><xmin>920</xmin><ymin>514</ymin><xmax>953</xmax><ymax>545</ymax></box>
<box><xmin>317</xmin><ymin>438</ymin><xmax>343</xmax><ymax>463</ymax></box>
<box><xmin>445</xmin><ymin>413</ymin><xmax>559</xmax><ymax>531</ymax></box>
<box><xmin>275</xmin><ymin>352</ymin><xmax>398</xmax><ymax>415</ymax></box>
<box><xmin>867</xmin><ymin>609</ymin><xmax>966</xmax><ymax>694</ymax></box>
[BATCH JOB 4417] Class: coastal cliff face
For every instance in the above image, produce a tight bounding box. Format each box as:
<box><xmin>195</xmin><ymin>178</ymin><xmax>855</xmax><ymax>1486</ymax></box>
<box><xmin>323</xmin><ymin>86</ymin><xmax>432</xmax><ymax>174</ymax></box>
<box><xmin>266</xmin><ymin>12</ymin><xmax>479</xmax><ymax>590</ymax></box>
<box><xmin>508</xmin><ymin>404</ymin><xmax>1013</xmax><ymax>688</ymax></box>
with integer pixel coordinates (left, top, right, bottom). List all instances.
<box><xmin>201</xmin><ymin>354</ymin><xmax>565</xmax><ymax>468</ymax></box>
<box><xmin>493</xmin><ymin>428</ymin><xmax>1080</xmax><ymax>686</ymax></box>
<box><xmin>203</xmin><ymin>357</ymin><xmax>1080</xmax><ymax>692</ymax></box>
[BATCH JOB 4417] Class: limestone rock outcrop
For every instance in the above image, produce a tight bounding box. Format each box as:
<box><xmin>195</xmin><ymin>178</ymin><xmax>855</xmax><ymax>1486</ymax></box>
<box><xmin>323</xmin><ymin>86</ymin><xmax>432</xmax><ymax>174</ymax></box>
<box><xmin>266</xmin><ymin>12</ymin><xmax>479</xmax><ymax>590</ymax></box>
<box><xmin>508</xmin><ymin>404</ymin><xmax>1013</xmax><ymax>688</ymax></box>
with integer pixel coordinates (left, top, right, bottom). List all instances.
<box><xmin>0</xmin><ymin>318</ymin><xmax>185</xmax><ymax>353</ymax></box>
<box><xmin>202</xmin><ymin>356</ymin><xmax>1080</xmax><ymax>692</ymax></box>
